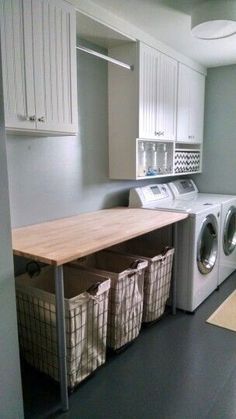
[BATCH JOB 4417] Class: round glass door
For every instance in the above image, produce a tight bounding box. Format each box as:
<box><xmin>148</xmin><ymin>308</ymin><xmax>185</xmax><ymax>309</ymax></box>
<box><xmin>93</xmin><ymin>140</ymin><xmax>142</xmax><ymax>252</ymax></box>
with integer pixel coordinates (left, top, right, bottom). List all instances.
<box><xmin>223</xmin><ymin>206</ymin><xmax>236</xmax><ymax>255</ymax></box>
<box><xmin>197</xmin><ymin>214</ymin><xmax>218</xmax><ymax>275</ymax></box>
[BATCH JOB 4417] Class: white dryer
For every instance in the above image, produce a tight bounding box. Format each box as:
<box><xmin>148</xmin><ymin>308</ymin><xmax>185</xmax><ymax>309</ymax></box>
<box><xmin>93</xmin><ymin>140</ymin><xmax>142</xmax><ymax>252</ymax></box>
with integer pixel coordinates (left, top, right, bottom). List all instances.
<box><xmin>129</xmin><ymin>184</ymin><xmax>221</xmax><ymax>312</ymax></box>
<box><xmin>168</xmin><ymin>178</ymin><xmax>236</xmax><ymax>285</ymax></box>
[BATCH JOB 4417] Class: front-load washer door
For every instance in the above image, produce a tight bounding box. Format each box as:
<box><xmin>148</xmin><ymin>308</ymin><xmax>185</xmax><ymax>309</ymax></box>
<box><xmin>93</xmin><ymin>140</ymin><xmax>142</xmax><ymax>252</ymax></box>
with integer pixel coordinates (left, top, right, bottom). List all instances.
<box><xmin>223</xmin><ymin>206</ymin><xmax>236</xmax><ymax>256</ymax></box>
<box><xmin>197</xmin><ymin>214</ymin><xmax>218</xmax><ymax>275</ymax></box>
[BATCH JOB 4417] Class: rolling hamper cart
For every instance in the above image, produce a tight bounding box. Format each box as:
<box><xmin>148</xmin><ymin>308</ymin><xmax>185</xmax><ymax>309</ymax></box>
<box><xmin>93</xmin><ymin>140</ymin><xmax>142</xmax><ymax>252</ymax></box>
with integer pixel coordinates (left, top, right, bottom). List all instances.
<box><xmin>109</xmin><ymin>240</ymin><xmax>175</xmax><ymax>323</ymax></box>
<box><xmin>15</xmin><ymin>265</ymin><xmax>111</xmax><ymax>389</ymax></box>
<box><xmin>70</xmin><ymin>251</ymin><xmax>148</xmax><ymax>350</ymax></box>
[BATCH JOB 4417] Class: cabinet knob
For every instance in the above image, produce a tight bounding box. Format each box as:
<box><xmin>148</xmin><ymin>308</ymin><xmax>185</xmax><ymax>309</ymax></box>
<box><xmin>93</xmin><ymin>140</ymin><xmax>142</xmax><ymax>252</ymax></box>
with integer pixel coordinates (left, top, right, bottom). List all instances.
<box><xmin>38</xmin><ymin>116</ymin><xmax>46</xmax><ymax>123</ymax></box>
<box><xmin>155</xmin><ymin>131</ymin><xmax>164</xmax><ymax>136</ymax></box>
<box><xmin>23</xmin><ymin>115</ymin><xmax>36</xmax><ymax>122</ymax></box>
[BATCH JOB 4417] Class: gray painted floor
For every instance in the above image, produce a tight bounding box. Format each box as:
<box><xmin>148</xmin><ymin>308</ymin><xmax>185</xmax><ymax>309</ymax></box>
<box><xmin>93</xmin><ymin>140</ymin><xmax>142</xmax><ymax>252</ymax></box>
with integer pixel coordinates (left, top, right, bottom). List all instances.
<box><xmin>22</xmin><ymin>273</ymin><xmax>236</xmax><ymax>419</ymax></box>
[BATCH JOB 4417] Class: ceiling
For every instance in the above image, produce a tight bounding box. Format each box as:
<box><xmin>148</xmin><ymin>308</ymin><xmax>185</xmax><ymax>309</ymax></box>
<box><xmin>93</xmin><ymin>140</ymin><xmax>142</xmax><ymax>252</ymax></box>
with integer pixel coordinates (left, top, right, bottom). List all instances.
<box><xmin>91</xmin><ymin>0</ymin><xmax>236</xmax><ymax>68</ymax></box>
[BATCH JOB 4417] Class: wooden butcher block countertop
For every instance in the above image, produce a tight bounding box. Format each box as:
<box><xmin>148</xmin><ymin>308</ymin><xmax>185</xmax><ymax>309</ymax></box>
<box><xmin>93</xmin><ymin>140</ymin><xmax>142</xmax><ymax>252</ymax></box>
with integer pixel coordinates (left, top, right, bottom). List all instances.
<box><xmin>12</xmin><ymin>207</ymin><xmax>188</xmax><ymax>266</ymax></box>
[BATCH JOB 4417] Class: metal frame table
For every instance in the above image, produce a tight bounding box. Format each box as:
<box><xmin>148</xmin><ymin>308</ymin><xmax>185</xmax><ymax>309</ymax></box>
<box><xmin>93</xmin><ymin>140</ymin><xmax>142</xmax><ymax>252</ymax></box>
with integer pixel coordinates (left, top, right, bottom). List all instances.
<box><xmin>12</xmin><ymin>207</ymin><xmax>188</xmax><ymax>412</ymax></box>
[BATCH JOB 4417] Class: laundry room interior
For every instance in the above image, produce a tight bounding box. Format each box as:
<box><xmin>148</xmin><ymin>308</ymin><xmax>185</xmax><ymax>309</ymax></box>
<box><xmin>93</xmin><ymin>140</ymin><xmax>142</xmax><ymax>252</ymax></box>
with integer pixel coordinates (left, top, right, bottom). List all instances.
<box><xmin>1</xmin><ymin>1</ymin><xmax>236</xmax><ymax>418</ymax></box>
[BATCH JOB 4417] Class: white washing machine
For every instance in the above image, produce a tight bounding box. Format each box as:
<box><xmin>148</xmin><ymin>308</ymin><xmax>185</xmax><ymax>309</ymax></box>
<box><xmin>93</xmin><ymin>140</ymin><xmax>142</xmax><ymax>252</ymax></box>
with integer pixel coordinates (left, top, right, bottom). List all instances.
<box><xmin>168</xmin><ymin>178</ymin><xmax>236</xmax><ymax>285</ymax></box>
<box><xmin>129</xmin><ymin>183</ymin><xmax>221</xmax><ymax>312</ymax></box>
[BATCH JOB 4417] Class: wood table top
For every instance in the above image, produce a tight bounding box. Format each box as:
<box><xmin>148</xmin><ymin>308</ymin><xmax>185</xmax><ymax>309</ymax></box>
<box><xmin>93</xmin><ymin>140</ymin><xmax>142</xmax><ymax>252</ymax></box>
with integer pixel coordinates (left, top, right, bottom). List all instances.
<box><xmin>12</xmin><ymin>207</ymin><xmax>188</xmax><ymax>266</ymax></box>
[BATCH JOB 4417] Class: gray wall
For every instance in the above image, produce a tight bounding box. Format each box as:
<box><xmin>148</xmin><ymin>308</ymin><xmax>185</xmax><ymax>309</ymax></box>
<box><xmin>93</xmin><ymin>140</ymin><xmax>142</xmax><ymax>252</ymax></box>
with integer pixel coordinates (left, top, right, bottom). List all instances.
<box><xmin>0</xmin><ymin>45</ymin><xmax>24</xmax><ymax>417</ymax></box>
<box><xmin>194</xmin><ymin>65</ymin><xmax>236</xmax><ymax>194</ymax></box>
<box><xmin>7</xmin><ymin>46</ymin><xmax>141</xmax><ymax>229</ymax></box>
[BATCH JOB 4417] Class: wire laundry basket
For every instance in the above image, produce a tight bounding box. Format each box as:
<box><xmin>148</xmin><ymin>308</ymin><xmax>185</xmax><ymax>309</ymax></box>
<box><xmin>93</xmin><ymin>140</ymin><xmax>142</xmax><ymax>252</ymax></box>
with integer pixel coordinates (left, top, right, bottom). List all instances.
<box><xmin>70</xmin><ymin>251</ymin><xmax>148</xmax><ymax>350</ymax></box>
<box><xmin>108</xmin><ymin>240</ymin><xmax>175</xmax><ymax>323</ymax></box>
<box><xmin>15</xmin><ymin>265</ymin><xmax>111</xmax><ymax>389</ymax></box>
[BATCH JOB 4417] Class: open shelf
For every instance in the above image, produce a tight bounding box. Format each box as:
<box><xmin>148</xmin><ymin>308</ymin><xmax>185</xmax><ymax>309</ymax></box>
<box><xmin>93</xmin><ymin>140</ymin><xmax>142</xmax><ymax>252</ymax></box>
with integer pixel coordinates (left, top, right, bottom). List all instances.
<box><xmin>76</xmin><ymin>11</ymin><xmax>136</xmax><ymax>49</ymax></box>
<box><xmin>137</xmin><ymin>140</ymin><xmax>174</xmax><ymax>178</ymax></box>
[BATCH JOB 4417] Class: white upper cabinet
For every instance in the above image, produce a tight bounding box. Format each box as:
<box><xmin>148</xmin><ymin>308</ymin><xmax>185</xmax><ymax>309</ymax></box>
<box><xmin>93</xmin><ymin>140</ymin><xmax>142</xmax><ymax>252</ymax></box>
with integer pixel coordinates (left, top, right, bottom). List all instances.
<box><xmin>177</xmin><ymin>63</ymin><xmax>205</xmax><ymax>143</ymax></box>
<box><xmin>108</xmin><ymin>42</ymin><xmax>205</xmax><ymax>180</ymax></box>
<box><xmin>0</xmin><ymin>0</ymin><xmax>77</xmax><ymax>135</ymax></box>
<box><xmin>139</xmin><ymin>43</ymin><xmax>177</xmax><ymax>141</ymax></box>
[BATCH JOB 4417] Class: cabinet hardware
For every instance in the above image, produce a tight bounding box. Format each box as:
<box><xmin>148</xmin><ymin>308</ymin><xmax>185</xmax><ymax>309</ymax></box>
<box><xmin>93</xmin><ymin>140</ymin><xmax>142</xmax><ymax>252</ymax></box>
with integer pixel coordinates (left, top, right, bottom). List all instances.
<box><xmin>38</xmin><ymin>116</ymin><xmax>46</xmax><ymax>123</ymax></box>
<box><xmin>155</xmin><ymin>131</ymin><xmax>164</xmax><ymax>136</ymax></box>
<box><xmin>17</xmin><ymin>115</ymin><xmax>36</xmax><ymax>122</ymax></box>
<box><xmin>18</xmin><ymin>115</ymin><xmax>36</xmax><ymax>122</ymax></box>
<box><xmin>25</xmin><ymin>115</ymin><xmax>36</xmax><ymax>122</ymax></box>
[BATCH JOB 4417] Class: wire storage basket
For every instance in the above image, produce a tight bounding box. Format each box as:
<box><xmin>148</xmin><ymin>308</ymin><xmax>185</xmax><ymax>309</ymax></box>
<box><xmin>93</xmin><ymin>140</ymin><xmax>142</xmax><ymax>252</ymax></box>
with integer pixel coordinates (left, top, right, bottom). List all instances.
<box><xmin>15</xmin><ymin>265</ymin><xmax>111</xmax><ymax>389</ymax></box>
<box><xmin>70</xmin><ymin>251</ymin><xmax>148</xmax><ymax>351</ymax></box>
<box><xmin>109</xmin><ymin>240</ymin><xmax>174</xmax><ymax>323</ymax></box>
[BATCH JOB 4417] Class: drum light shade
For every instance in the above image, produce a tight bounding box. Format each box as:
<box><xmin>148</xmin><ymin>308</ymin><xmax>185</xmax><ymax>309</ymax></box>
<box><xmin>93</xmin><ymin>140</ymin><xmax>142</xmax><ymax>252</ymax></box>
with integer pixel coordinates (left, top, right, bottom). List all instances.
<box><xmin>191</xmin><ymin>0</ymin><xmax>236</xmax><ymax>39</ymax></box>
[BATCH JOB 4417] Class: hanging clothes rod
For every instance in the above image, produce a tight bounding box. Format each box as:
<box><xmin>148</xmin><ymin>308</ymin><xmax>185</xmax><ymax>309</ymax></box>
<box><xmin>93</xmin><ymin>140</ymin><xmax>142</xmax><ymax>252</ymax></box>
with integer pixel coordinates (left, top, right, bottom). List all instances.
<box><xmin>76</xmin><ymin>45</ymin><xmax>134</xmax><ymax>71</ymax></box>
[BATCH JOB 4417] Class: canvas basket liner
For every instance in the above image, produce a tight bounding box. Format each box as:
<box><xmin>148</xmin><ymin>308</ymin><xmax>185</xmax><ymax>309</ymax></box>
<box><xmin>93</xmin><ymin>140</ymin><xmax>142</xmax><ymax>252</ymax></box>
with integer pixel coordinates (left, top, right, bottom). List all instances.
<box><xmin>70</xmin><ymin>251</ymin><xmax>148</xmax><ymax>350</ymax></box>
<box><xmin>109</xmin><ymin>239</ymin><xmax>175</xmax><ymax>322</ymax></box>
<box><xmin>15</xmin><ymin>265</ymin><xmax>110</xmax><ymax>388</ymax></box>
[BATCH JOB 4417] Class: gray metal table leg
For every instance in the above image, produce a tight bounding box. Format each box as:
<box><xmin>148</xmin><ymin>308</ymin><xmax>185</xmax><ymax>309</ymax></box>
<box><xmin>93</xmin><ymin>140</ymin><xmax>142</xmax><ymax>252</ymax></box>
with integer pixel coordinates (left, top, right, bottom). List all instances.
<box><xmin>172</xmin><ymin>224</ymin><xmax>178</xmax><ymax>315</ymax></box>
<box><xmin>54</xmin><ymin>265</ymin><xmax>69</xmax><ymax>412</ymax></box>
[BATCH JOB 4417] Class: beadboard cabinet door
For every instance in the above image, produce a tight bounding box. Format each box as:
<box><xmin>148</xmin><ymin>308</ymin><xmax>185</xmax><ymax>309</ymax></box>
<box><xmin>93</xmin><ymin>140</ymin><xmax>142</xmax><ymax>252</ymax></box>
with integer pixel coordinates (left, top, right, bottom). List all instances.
<box><xmin>32</xmin><ymin>0</ymin><xmax>77</xmax><ymax>134</ymax></box>
<box><xmin>0</xmin><ymin>0</ymin><xmax>36</xmax><ymax>130</ymax></box>
<box><xmin>139</xmin><ymin>44</ymin><xmax>159</xmax><ymax>139</ymax></box>
<box><xmin>0</xmin><ymin>0</ymin><xmax>77</xmax><ymax>135</ymax></box>
<box><xmin>157</xmin><ymin>53</ymin><xmax>177</xmax><ymax>141</ymax></box>
<box><xmin>177</xmin><ymin>63</ymin><xmax>205</xmax><ymax>143</ymax></box>
<box><xmin>139</xmin><ymin>44</ymin><xmax>177</xmax><ymax>141</ymax></box>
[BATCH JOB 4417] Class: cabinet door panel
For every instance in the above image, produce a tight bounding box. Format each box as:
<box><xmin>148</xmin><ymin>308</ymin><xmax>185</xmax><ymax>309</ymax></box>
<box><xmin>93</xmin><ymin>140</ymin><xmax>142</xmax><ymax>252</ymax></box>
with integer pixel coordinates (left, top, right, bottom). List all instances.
<box><xmin>177</xmin><ymin>63</ymin><xmax>190</xmax><ymax>142</ymax></box>
<box><xmin>23</xmin><ymin>0</ymin><xmax>36</xmax><ymax>122</ymax></box>
<box><xmin>32</xmin><ymin>0</ymin><xmax>77</xmax><ymax>134</ymax></box>
<box><xmin>189</xmin><ymin>70</ymin><xmax>205</xmax><ymax>143</ymax></box>
<box><xmin>139</xmin><ymin>44</ymin><xmax>159</xmax><ymax>139</ymax></box>
<box><xmin>177</xmin><ymin>63</ymin><xmax>205</xmax><ymax>143</ymax></box>
<box><xmin>157</xmin><ymin>54</ymin><xmax>177</xmax><ymax>140</ymax></box>
<box><xmin>0</xmin><ymin>0</ymin><xmax>35</xmax><ymax>130</ymax></box>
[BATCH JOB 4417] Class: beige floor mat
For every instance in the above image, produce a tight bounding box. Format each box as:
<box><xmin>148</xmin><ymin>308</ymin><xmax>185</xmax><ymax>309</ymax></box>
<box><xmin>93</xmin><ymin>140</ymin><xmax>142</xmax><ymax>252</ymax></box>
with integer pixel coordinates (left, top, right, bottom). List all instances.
<box><xmin>206</xmin><ymin>290</ymin><xmax>236</xmax><ymax>332</ymax></box>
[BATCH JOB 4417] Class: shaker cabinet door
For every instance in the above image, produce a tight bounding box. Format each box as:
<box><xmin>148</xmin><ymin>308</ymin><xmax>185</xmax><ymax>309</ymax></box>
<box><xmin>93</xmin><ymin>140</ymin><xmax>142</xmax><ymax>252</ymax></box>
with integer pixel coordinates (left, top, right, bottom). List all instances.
<box><xmin>32</xmin><ymin>0</ymin><xmax>78</xmax><ymax>134</ymax></box>
<box><xmin>0</xmin><ymin>0</ymin><xmax>35</xmax><ymax>130</ymax></box>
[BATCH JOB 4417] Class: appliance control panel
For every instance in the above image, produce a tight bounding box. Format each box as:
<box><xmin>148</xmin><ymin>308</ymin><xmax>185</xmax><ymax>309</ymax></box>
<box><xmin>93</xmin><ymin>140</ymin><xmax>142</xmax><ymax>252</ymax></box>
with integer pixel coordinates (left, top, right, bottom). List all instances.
<box><xmin>129</xmin><ymin>184</ymin><xmax>172</xmax><ymax>207</ymax></box>
<box><xmin>168</xmin><ymin>178</ymin><xmax>198</xmax><ymax>198</ymax></box>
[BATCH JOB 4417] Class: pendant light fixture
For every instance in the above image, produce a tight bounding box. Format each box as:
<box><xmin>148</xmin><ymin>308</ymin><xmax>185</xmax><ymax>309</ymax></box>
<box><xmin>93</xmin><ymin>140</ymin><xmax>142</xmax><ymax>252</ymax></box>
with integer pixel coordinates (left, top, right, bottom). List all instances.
<box><xmin>191</xmin><ymin>0</ymin><xmax>236</xmax><ymax>40</ymax></box>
